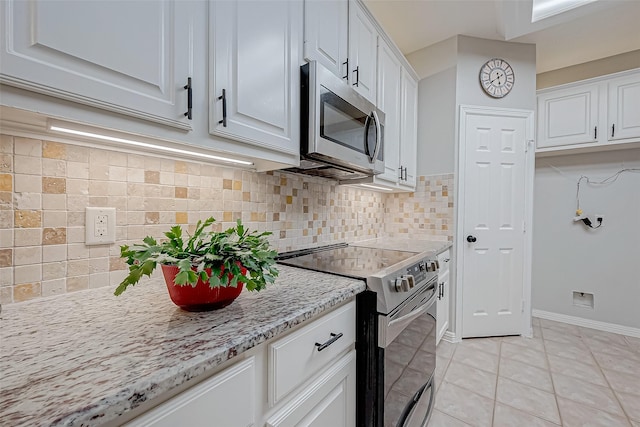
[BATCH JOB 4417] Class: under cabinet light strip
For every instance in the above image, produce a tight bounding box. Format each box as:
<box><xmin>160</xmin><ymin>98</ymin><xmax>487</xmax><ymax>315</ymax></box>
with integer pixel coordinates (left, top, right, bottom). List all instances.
<box><xmin>359</xmin><ymin>184</ymin><xmax>393</xmax><ymax>191</ymax></box>
<box><xmin>49</xmin><ymin>126</ymin><xmax>254</xmax><ymax>166</ymax></box>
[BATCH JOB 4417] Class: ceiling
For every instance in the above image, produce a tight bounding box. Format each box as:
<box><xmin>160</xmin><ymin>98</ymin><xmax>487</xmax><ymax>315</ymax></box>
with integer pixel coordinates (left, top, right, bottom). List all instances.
<box><xmin>363</xmin><ymin>0</ymin><xmax>640</xmax><ymax>73</ymax></box>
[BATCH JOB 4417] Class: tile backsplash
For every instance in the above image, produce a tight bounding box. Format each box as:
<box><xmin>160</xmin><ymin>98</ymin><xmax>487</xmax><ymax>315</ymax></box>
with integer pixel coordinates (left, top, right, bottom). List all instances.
<box><xmin>0</xmin><ymin>133</ymin><xmax>453</xmax><ymax>304</ymax></box>
<box><xmin>385</xmin><ymin>174</ymin><xmax>454</xmax><ymax>242</ymax></box>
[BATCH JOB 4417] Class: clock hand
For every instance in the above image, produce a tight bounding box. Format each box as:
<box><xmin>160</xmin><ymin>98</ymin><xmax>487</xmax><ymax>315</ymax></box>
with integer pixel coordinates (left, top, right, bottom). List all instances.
<box><xmin>490</xmin><ymin>72</ymin><xmax>504</xmax><ymax>84</ymax></box>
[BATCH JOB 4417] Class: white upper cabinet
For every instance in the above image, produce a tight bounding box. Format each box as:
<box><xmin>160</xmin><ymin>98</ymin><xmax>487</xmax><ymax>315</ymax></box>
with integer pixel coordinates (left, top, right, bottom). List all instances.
<box><xmin>364</xmin><ymin>43</ymin><xmax>417</xmax><ymax>191</ymax></box>
<box><xmin>400</xmin><ymin>68</ymin><xmax>418</xmax><ymax>188</ymax></box>
<box><xmin>304</xmin><ymin>0</ymin><xmax>349</xmax><ymax>82</ymax></box>
<box><xmin>210</xmin><ymin>0</ymin><xmax>302</xmax><ymax>157</ymax></box>
<box><xmin>608</xmin><ymin>72</ymin><xmax>640</xmax><ymax>142</ymax></box>
<box><xmin>376</xmin><ymin>38</ymin><xmax>402</xmax><ymax>184</ymax></box>
<box><xmin>0</xmin><ymin>0</ymin><xmax>194</xmax><ymax>131</ymax></box>
<box><xmin>536</xmin><ymin>69</ymin><xmax>640</xmax><ymax>154</ymax></box>
<box><xmin>536</xmin><ymin>84</ymin><xmax>599</xmax><ymax>149</ymax></box>
<box><xmin>348</xmin><ymin>0</ymin><xmax>378</xmax><ymax>104</ymax></box>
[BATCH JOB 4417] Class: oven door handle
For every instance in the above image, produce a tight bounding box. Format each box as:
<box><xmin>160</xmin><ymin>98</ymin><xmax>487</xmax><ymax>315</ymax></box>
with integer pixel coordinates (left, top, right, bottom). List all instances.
<box><xmin>397</xmin><ymin>373</ymin><xmax>435</xmax><ymax>427</ymax></box>
<box><xmin>381</xmin><ymin>289</ymin><xmax>437</xmax><ymax>348</ymax></box>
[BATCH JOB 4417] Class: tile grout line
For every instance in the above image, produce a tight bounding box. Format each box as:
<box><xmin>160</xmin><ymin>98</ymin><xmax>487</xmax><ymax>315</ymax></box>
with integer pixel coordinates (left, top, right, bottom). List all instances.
<box><xmin>541</xmin><ymin>325</ymin><xmax>564</xmax><ymax>426</ymax></box>
<box><xmin>579</xmin><ymin>328</ymin><xmax>635</xmax><ymax>425</ymax></box>
<box><xmin>435</xmin><ymin>341</ymin><xmax>477</xmax><ymax>426</ymax></box>
<box><xmin>490</xmin><ymin>337</ymin><xmax>502</xmax><ymax>426</ymax></box>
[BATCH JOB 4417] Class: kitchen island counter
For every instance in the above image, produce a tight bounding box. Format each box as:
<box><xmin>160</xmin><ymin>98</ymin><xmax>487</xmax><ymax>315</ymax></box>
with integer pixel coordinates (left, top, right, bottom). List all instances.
<box><xmin>0</xmin><ymin>265</ymin><xmax>365</xmax><ymax>427</ymax></box>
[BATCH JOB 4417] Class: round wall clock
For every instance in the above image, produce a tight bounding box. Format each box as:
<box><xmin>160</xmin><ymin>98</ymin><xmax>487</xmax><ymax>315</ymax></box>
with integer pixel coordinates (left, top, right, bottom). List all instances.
<box><xmin>479</xmin><ymin>58</ymin><xmax>515</xmax><ymax>98</ymax></box>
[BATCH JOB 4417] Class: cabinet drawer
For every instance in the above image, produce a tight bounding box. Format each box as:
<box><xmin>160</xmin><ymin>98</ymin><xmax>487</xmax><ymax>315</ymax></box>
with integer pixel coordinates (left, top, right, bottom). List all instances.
<box><xmin>268</xmin><ymin>301</ymin><xmax>355</xmax><ymax>405</ymax></box>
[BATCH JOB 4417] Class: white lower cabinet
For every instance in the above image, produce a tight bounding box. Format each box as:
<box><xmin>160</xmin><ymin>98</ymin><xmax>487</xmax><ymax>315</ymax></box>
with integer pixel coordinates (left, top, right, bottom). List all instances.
<box><xmin>266</xmin><ymin>351</ymin><xmax>356</xmax><ymax>427</ymax></box>
<box><xmin>123</xmin><ymin>357</ymin><xmax>255</xmax><ymax>427</ymax></box>
<box><xmin>436</xmin><ymin>249</ymin><xmax>451</xmax><ymax>344</ymax></box>
<box><xmin>124</xmin><ymin>301</ymin><xmax>356</xmax><ymax>427</ymax></box>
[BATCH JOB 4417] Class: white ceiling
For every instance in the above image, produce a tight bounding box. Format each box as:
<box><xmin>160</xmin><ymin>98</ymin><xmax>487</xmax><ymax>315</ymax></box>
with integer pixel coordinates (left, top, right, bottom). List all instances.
<box><xmin>363</xmin><ymin>0</ymin><xmax>640</xmax><ymax>73</ymax></box>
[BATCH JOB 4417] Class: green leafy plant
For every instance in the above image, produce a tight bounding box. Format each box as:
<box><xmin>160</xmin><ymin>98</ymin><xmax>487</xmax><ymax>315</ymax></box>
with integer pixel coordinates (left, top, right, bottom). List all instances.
<box><xmin>114</xmin><ymin>217</ymin><xmax>278</xmax><ymax>296</ymax></box>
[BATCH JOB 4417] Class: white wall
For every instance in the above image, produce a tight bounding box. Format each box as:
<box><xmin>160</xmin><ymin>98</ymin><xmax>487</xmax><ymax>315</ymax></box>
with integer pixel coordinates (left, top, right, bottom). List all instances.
<box><xmin>456</xmin><ymin>36</ymin><xmax>536</xmax><ymax>111</ymax></box>
<box><xmin>416</xmin><ymin>68</ymin><xmax>456</xmax><ymax>176</ymax></box>
<box><xmin>406</xmin><ymin>36</ymin><xmax>457</xmax><ymax>80</ymax></box>
<box><xmin>532</xmin><ymin>149</ymin><xmax>640</xmax><ymax>329</ymax></box>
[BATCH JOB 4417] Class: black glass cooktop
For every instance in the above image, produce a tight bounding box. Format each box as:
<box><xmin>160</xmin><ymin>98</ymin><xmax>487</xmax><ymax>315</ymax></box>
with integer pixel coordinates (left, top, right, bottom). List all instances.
<box><xmin>277</xmin><ymin>244</ymin><xmax>419</xmax><ymax>279</ymax></box>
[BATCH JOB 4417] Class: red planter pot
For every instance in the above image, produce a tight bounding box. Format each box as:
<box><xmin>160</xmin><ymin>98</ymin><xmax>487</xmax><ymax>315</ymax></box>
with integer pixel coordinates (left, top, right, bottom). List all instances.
<box><xmin>161</xmin><ymin>264</ymin><xmax>245</xmax><ymax>312</ymax></box>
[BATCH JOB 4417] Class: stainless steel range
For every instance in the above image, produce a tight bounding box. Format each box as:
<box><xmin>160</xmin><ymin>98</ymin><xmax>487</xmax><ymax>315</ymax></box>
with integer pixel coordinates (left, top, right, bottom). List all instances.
<box><xmin>277</xmin><ymin>240</ymin><xmax>439</xmax><ymax>427</ymax></box>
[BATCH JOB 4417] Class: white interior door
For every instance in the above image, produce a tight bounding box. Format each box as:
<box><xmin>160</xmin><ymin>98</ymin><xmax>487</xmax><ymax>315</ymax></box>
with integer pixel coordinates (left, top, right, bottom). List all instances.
<box><xmin>459</xmin><ymin>107</ymin><xmax>532</xmax><ymax>338</ymax></box>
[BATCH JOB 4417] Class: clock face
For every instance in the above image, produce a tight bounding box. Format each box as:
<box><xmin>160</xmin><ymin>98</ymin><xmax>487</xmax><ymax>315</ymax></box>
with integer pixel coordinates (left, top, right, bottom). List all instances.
<box><xmin>479</xmin><ymin>58</ymin><xmax>515</xmax><ymax>98</ymax></box>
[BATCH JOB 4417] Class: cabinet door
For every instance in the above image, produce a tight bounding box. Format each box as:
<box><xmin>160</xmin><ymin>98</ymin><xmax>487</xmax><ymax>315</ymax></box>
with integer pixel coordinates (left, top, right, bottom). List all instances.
<box><xmin>266</xmin><ymin>351</ymin><xmax>356</xmax><ymax>427</ymax></box>
<box><xmin>304</xmin><ymin>0</ymin><xmax>349</xmax><ymax>82</ymax></box>
<box><xmin>0</xmin><ymin>0</ymin><xmax>193</xmax><ymax>131</ymax></box>
<box><xmin>348</xmin><ymin>0</ymin><xmax>377</xmax><ymax>104</ymax></box>
<box><xmin>400</xmin><ymin>69</ymin><xmax>418</xmax><ymax>188</ymax></box>
<box><xmin>210</xmin><ymin>0</ymin><xmax>301</xmax><ymax>156</ymax></box>
<box><xmin>436</xmin><ymin>255</ymin><xmax>450</xmax><ymax>345</ymax></box>
<box><xmin>124</xmin><ymin>357</ymin><xmax>255</xmax><ymax>427</ymax></box>
<box><xmin>536</xmin><ymin>84</ymin><xmax>599</xmax><ymax>149</ymax></box>
<box><xmin>376</xmin><ymin>39</ymin><xmax>402</xmax><ymax>184</ymax></box>
<box><xmin>608</xmin><ymin>73</ymin><xmax>640</xmax><ymax>142</ymax></box>
<box><xmin>436</xmin><ymin>269</ymin><xmax>450</xmax><ymax>345</ymax></box>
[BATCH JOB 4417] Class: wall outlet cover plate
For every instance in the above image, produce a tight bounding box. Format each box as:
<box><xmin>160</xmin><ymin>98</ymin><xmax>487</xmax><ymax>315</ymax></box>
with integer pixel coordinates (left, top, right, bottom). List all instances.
<box><xmin>86</xmin><ymin>207</ymin><xmax>116</xmax><ymax>245</ymax></box>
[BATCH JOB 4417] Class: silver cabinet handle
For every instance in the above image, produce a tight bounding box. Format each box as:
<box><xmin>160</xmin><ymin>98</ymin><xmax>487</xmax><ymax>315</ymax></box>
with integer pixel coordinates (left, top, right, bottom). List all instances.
<box><xmin>183</xmin><ymin>77</ymin><xmax>192</xmax><ymax>120</ymax></box>
<box><xmin>218</xmin><ymin>89</ymin><xmax>227</xmax><ymax>127</ymax></box>
<box><xmin>315</xmin><ymin>332</ymin><xmax>343</xmax><ymax>351</ymax></box>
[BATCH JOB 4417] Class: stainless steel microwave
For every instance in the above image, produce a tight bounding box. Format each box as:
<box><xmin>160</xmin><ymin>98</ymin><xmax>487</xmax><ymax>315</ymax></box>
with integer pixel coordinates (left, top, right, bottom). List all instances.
<box><xmin>286</xmin><ymin>61</ymin><xmax>385</xmax><ymax>180</ymax></box>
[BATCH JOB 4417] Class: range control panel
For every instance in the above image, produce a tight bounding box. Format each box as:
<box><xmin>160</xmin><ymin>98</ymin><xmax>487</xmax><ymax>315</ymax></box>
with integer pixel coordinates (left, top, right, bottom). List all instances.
<box><xmin>391</xmin><ymin>258</ymin><xmax>438</xmax><ymax>293</ymax></box>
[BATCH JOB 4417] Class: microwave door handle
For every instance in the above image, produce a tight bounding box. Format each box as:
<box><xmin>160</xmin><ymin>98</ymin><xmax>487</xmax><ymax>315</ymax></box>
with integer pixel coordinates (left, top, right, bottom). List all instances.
<box><xmin>364</xmin><ymin>113</ymin><xmax>372</xmax><ymax>159</ymax></box>
<box><xmin>371</xmin><ymin>110</ymin><xmax>382</xmax><ymax>163</ymax></box>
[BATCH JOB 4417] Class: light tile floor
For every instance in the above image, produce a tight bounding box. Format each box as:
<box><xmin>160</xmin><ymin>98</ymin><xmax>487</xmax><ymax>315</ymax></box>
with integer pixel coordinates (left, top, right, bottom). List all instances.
<box><xmin>430</xmin><ymin>317</ymin><xmax>640</xmax><ymax>426</ymax></box>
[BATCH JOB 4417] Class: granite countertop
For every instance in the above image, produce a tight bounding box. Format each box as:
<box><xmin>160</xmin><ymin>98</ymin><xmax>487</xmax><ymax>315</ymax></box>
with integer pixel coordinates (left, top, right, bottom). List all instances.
<box><xmin>352</xmin><ymin>237</ymin><xmax>452</xmax><ymax>255</ymax></box>
<box><xmin>0</xmin><ymin>265</ymin><xmax>366</xmax><ymax>427</ymax></box>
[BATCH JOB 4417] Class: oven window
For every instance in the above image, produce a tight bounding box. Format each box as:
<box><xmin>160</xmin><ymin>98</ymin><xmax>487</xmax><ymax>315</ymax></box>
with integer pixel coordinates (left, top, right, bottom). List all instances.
<box><xmin>383</xmin><ymin>311</ymin><xmax>436</xmax><ymax>427</ymax></box>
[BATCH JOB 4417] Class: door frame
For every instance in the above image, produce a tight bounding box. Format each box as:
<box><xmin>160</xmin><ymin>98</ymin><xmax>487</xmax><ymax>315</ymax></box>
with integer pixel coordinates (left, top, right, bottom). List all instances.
<box><xmin>453</xmin><ymin>105</ymin><xmax>535</xmax><ymax>341</ymax></box>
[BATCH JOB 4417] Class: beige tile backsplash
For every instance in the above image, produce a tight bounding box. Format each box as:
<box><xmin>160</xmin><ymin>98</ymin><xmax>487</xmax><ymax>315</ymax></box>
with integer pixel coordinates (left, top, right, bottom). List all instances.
<box><xmin>1</xmin><ymin>134</ymin><xmax>454</xmax><ymax>303</ymax></box>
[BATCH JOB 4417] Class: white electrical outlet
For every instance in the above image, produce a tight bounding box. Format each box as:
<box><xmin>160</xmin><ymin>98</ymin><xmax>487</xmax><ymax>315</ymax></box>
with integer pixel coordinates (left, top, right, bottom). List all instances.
<box><xmin>86</xmin><ymin>207</ymin><xmax>116</xmax><ymax>245</ymax></box>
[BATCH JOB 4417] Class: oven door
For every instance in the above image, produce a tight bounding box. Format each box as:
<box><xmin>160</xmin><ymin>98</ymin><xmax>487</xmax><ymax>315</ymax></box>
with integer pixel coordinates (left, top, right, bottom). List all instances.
<box><xmin>380</xmin><ymin>280</ymin><xmax>437</xmax><ymax>427</ymax></box>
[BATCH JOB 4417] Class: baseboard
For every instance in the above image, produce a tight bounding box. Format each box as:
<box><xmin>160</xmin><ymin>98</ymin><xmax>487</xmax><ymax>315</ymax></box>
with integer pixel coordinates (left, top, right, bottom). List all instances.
<box><xmin>532</xmin><ymin>309</ymin><xmax>640</xmax><ymax>338</ymax></box>
<box><xmin>442</xmin><ymin>331</ymin><xmax>460</xmax><ymax>343</ymax></box>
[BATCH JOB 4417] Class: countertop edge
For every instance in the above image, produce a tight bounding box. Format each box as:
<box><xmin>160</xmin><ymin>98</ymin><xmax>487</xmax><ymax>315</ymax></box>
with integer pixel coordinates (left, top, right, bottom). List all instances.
<box><xmin>53</xmin><ymin>280</ymin><xmax>366</xmax><ymax>427</ymax></box>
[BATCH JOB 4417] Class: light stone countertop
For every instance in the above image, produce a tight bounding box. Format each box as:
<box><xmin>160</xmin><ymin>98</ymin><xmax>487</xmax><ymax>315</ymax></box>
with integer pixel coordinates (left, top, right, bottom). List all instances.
<box><xmin>352</xmin><ymin>237</ymin><xmax>452</xmax><ymax>255</ymax></box>
<box><xmin>0</xmin><ymin>265</ymin><xmax>366</xmax><ymax>427</ymax></box>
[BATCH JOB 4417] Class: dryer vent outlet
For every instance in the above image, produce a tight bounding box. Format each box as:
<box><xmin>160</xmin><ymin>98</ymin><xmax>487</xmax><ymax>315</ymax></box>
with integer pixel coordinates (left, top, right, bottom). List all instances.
<box><xmin>572</xmin><ymin>291</ymin><xmax>594</xmax><ymax>309</ymax></box>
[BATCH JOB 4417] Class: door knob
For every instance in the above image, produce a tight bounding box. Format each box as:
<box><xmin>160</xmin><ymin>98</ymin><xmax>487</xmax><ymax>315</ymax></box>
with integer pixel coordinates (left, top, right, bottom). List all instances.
<box><xmin>466</xmin><ymin>235</ymin><xmax>477</xmax><ymax>243</ymax></box>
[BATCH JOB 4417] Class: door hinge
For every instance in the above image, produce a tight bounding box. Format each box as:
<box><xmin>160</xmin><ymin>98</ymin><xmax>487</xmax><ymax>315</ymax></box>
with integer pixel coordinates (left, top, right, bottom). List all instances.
<box><xmin>521</xmin><ymin>300</ymin><xmax>525</xmax><ymax>312</ymax></box>
<box><xmin>526</xmin><ymin>139</ymin><xmax>534</xmax><ymax>153</ymax></box>
<box><xmin>523</xmin><ymin>220</ymin><xmax>526</xmax><ymax>233</ymax></box>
